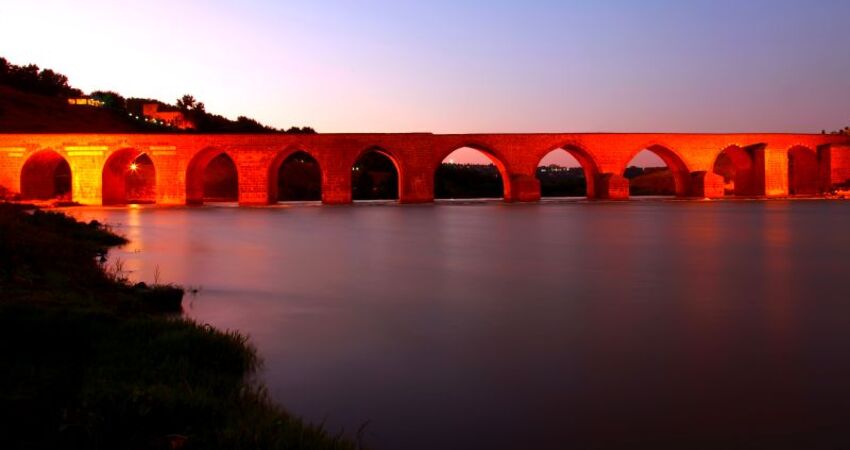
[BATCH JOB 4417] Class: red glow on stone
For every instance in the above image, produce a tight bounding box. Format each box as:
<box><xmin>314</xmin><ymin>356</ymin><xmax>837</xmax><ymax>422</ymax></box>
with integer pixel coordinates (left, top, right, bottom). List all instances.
<box><xmin>2</xmin><ymin>133</ymin><xmax>848</xmax><ymax>205</ymax></box>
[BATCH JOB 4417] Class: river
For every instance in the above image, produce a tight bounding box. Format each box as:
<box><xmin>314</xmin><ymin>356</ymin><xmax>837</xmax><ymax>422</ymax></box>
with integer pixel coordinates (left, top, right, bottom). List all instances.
<box><xmin>63</xmin><ymin>199</ymin><xmax>850</xmax><ymax>449</ymax></box>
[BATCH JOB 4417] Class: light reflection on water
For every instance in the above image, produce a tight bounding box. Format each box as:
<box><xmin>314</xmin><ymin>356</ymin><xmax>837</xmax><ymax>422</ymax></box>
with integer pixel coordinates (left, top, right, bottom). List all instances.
<box><xmin>63</xmin><ymin>201</ymin><xmax>850</xmax><ymax>449</ymax></box>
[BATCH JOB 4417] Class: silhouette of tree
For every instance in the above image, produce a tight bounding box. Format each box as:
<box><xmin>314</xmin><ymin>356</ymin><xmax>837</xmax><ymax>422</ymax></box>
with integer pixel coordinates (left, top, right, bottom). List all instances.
<box><xmin>0</xmin><ymin>59</ymin><xmax>81</xmax><ymax>97</ymax></box>
<box><xmin>91</xmin><ymin>90</ymin><xmax>127</xmax><ymax>110</ymax></box>
<box><xmin>176</xmin><ymin>94</ymin><xmax>197</xmax><ymax>111</ymax></box>
<box><xmin>284</xmin><ymin>126</ymin><xmax>317</xmax><ymax>134</ymax></box>
<box><xmin>11</xmin><ymin>64</ymin><xmax>40</xmax><ymax>91</ymax></box>
<box><xmin>235</xmin><ymin>116</ymin><xmax>274</xmax><ymax>132</ymax></box>
<box><xmin>37</xmin><ymin>69</ymin><xmax>71</xmax><ymax>96</ymax></box>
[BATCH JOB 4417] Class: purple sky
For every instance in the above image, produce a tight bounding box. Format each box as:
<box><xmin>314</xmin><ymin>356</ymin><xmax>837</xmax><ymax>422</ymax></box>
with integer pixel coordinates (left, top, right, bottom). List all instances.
<box><xmin>2</xmin><ymin>0</ymin><xmax>849</xmax><ymax>166</ymax></box>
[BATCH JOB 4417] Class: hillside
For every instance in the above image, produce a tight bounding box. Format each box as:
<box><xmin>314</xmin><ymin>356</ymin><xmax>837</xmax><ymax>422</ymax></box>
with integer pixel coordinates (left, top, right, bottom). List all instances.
<box><xmin>0</xmin><ymin>56</ymin><xmax>313</xmax><ymax>134</ymax></box>
<box><xmin>0</xmin><ymin>85</ymin><xmax>155</xmax><ymax>133</ymax></box>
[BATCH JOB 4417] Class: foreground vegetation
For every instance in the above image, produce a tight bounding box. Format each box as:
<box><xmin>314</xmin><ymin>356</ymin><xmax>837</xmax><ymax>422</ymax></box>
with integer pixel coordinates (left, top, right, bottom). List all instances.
<box><xmin>0</xmin><ymin>204</ymin><xmax>356</xmax><ymax>450</ymax></box>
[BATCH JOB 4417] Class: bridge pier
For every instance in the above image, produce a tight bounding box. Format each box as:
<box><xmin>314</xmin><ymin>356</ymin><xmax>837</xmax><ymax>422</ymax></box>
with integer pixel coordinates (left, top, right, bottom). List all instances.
<box><xmin>322</xmin><ymin>191</ymin><xmax>351</xmax><ymax>204</ymax></box>
<box><xmin>689</xmin><ymin>171</ymin><xmax>725</xmax><ymax>198</ymax></box>
<box><xmin>507</xmin><ymin>174</ymin><xmax>540</xmax><ymax>202</ymax></box>
<box><xmin>758</xmin><ymin>147</ymin><xmax>790</xmax><ymax>197</ymax></box>
<box><xmin>821</xmin><ymin>144</ymin><xmax>850</xmax><ymax>190</ymax></box>
<box><xmin>399</xmin><ymin>167</ymin><xmax>434</xmax><ymax>204</ymax></box>
<box><xmin>153</xmin><ymin>155</ymin><xmax>185</xmax><ymax>205</ymax></box>
<box><xmin>68</xmin><ymin>156</ymin><xmax>102</xmax><ymax>205</ymax></box>
<box><xmin>321</xmin><ymin>164</ymin><xmax>352</xmax><ymax>204</ymax></box>
<box><xmin>237</xmin><ymin>165</ymin><xmax>271</xmax><ymax>205</ymax></box>
<box><xmin>238</xmin><ymin>188</ymin><xmax>270</xmax><ymax>205</ymax></box>
<box><xmin>596</xmin><ymin>173</ymin><xmax>630</xmax><ymax>200</ymax></box>
<box><xmin>732</xmin><ymin>167</ymin><xmax>759</xmax><ymax>197</ymax></box>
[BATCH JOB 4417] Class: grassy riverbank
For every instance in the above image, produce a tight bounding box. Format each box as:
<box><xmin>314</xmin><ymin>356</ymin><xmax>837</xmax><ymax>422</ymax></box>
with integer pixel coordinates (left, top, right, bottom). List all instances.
<box><xmin>0</xmin><ymin>204</ymin><xmax>357</xmax><ymax>450</ymax></box>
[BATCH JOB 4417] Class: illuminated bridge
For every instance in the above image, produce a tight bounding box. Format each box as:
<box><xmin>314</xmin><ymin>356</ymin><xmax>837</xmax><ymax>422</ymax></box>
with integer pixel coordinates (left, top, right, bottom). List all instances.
<box><xmin>1</xmin><ymin>133</ymin><xmax>849</xmax><ymax>205</ymax></box>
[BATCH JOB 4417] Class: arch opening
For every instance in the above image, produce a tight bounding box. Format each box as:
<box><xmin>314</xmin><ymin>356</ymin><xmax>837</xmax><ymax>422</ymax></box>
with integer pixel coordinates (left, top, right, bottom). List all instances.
<box><xmin>20</xmin><ymin>150</ymin><xmax>72</xmax><ymax>201</ymax></box>
<box><xmin>102</xmin><ymin>149</ymin><xmax>156</xmax><ymax>205</ymax></box>
<box><xmin>712</xmin><ymin>146</ymin><xmax>756</xmax><ymax>196</ymax></box>
<box><xmin>202</xmin><ymin>153</ymin><xmax>239</xmax><ymax>202</ymax></box>
<box><xmin>352</xmin><ymin>150</ymin><xmax>399</xmax><ymax>201</ymax></box>
<box><xmin>536</xmin><ymin>147</ymin><xmax>598</xmax><ymax>198</ymax></box>
<box><xmin>623</xmin><ymin>146</ymin><xmax>689</xmax><ymax>197</ymax></box>
<box><xmin>434</xmin><ymin>147</ymin><xmax>506</xmax><ymax>200</ymax></box>
<box><xmin>788</xmin><ymin>146</ymin><xmax>819</xmax><ymax>196</ymax></box>
<box><xmin>273</xmin><ymin>151</ymin><xmax>322</xmax><ymax>202</ymax></box>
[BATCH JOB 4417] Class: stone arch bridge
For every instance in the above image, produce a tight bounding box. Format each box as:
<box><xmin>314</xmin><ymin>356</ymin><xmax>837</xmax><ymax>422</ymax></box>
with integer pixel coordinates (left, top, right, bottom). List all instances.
<box><xmin>1</xmin><ymin>133</ymin><xmax>849</xmax><ymax>205</ymax></box>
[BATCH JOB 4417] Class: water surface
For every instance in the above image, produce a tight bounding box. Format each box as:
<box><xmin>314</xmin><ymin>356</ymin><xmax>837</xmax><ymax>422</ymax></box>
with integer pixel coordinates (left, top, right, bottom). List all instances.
<box><xmin>65</xmin><ymin>200</ymin><xmax>850</xmax><ymax>449</ymax></box>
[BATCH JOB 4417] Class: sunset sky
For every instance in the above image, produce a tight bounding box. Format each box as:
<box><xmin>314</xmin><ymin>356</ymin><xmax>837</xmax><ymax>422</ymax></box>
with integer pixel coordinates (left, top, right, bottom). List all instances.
<box><xmin>2</xmin><ymin>0</ymin><xmax>850</xmax><ymax>165</ymax></box>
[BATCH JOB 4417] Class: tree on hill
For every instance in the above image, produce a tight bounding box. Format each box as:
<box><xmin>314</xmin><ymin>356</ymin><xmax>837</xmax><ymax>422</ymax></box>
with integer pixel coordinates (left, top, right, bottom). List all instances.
<box><xmin>236</xmin><ymin>116</ymin><xmax>272</xmax><ymax>132</ymax></box>
<box><xmin>285</xmin><ymin>126</ymin><xmax>317</xmax><ymax>134</ymax></box>
<box><xmin>174</xmin><ymin>93</ymin><xmax>316</xmax><ymax>134</ymax></box>
<box><xmin>36</xmin><ymin>69</ymin><xmax>74</xmax><ymax>96</ymax></box>
<box><xmin>0</xmin><ymin>57</ymin><xmax>81</xmax><ymax>97</ymax></box>
<box><xmin>176</xmin><ymin>94</ymin><xmax>197</xmax><ymax>111</ymax></box>
<box><xmin>823</xmin><ymin>125</ymin><xmax>850</xmax><ymax>135</ymax></box>
<box><xmin>90</xmin><ymin>90</ymin><xmax>127</xmax><ymax>110</ymax></box>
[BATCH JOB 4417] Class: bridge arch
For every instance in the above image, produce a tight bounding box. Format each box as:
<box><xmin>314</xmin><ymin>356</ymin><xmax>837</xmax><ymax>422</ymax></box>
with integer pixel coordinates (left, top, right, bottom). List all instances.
<box><xmin>712</xmin><ymin>145</ymin><xmax>758</xmax><ymax>196</ymax></box>
<box><xmin>268</xmin><ymin>148</ymin><xmax>323</xmax><ymax>202</ymax></box>
<box><xmin>434</xmin><ymin>144</ymin><xmax>511</xmax><ymax>200</ymax></box>
<box><xmin>788</xmin><ymin>145</ymin><xmax>819</xmax><ymax>196</ymax></box>
<box><xmin>186</xmin><ymin>148</ymin><xmax>239</xmax><ymax>204</ymax></box>
<box><xmin>535</xmin><ymin>143</ymin><xmax>600</xmax><ymax>199</ymax></box>
<box><xmin>622</xmin><ymin>144</ymin><xmax>690</xmax><ymax>197</ymax></box>
<box><xmin>20</xmin><ymin>149</ymin><xmax>72</xmax><ymax>201</ymax></box>
<box><xmin>102</xmin><ymin>148</ymin><xmax>156</xmax><ymax>205</ymax></box>
<box><xmin>351</xmin><ymin>146</ymin><xmax>402</xmax><ymax>201</ymax></box>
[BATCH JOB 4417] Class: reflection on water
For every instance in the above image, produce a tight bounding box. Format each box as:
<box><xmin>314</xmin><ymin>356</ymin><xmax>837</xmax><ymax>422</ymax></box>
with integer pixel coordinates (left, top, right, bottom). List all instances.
<box><xmin>64</xmin><ymin>201</ymin><xmax>850</xmax><ymax>450</ymax></box>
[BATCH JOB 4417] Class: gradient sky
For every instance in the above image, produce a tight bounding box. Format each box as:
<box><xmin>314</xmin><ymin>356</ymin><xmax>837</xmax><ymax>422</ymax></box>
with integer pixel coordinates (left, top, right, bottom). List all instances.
<box><xmin>2</xmin><ymin>0</ymin><xmax>850</xmax><ymax>166</ymax></box>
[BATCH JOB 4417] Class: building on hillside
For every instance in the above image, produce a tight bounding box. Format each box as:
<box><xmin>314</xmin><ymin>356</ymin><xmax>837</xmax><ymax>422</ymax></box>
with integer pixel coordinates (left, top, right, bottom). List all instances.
<box><xmin>142</xmin><ymin>103</ymin><xmax>195</xmax><ymax>130</ymax></box>
<box><xmin>67</xmin><ymin>97</ymin><xmax>104</xmax><ymax>107</ymax></box>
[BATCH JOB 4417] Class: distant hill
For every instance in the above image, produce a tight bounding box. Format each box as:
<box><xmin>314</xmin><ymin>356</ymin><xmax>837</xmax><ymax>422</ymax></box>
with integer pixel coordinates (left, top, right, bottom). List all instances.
<box><xmin>0</xmin><ymin>85</ymin><xmax>161</xmax><ymax>132</ymax></box>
